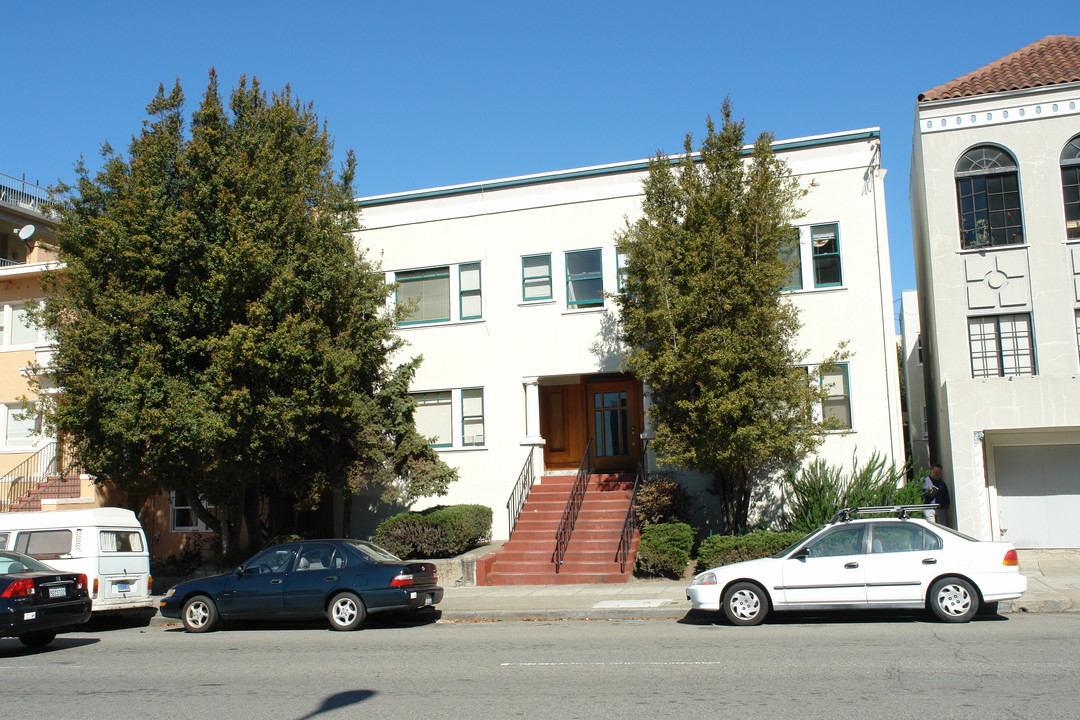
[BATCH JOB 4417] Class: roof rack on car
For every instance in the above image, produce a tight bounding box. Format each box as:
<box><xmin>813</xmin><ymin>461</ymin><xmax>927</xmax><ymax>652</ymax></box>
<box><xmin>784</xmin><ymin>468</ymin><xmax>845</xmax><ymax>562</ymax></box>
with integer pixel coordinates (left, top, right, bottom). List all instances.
<box><xmin>830</xmin><ymin>504</ymin><xmax>938</xmax><ymax>523</ymax></box>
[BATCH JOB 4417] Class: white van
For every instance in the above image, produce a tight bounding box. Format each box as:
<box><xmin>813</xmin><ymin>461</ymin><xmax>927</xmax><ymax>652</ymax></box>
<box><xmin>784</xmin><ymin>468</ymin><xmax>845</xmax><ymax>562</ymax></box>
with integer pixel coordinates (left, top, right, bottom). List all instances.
<box><xmin>0</xmin><ymin>507</ymin><xmax>155</xmax><ymax>614</ymax></box>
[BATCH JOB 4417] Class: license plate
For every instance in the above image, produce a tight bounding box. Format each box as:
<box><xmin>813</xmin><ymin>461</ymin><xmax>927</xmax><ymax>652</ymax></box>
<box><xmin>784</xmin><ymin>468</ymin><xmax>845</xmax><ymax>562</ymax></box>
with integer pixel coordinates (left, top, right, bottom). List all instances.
<box><xmin>49</xmin><ymin>587</ymin><xmax>66</xmax><ymax>599</ymax></box>
<box><xmin>23</xmin><ymin>611</ymin><xmax>36</xmax><ymax>620</ymax></box>
<box><xmin>116</xmin><ymin>582</ymin><xmax>131</xmax><ymax>593</ymax></box>
<box><xmin>424</xmin><ymin>593</ymin><xmax>434</xmax><ymax>606</ymax></box>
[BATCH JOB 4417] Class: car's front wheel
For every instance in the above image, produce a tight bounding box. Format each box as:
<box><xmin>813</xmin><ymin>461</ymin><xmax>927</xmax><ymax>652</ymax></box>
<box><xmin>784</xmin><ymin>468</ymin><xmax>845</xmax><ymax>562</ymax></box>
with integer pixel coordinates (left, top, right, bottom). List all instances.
<box><xmin>182</xmin><ymin>594</ymin><xmax>220</xmax><ymax>633</ymax></box>
<box><xmin>928</xmin><ymin>577</ymin><xmax>979</xmax><ymax>622</ymax></box>
<box><xmin>327</xmin><ymin>592</ymin><xmax>366</xmax><ymax>631</ymax></box>
<box><xmin>722</xmin><ymin>582</ymin><xmax>769</xmax><ymax>626</ymax></box>
<box><xmin>19</xmin><ymin>631</ymin><xmax>56</xmax><ymax>648</ymax></box>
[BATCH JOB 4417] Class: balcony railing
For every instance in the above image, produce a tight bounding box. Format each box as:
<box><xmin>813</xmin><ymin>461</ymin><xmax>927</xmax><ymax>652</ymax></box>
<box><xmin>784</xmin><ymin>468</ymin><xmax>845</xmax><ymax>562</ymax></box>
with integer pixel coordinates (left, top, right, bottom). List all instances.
<box><xmin>0</xmin><ymin>172</ymin><xmax>52</xmax><ymax>215</ymax></box>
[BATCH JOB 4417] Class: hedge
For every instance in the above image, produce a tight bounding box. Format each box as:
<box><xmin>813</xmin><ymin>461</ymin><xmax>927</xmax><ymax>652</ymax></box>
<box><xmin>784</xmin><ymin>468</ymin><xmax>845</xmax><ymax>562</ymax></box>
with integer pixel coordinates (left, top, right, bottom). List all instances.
<box><xmin>695</xmin><ymin>530</ymin><xmax>805</xmax><ymax>572</ymax></box>
<box><xmin>374</xmin><ymin>504</ymin><xmax>492</xmax><ymax>559</ymax></box>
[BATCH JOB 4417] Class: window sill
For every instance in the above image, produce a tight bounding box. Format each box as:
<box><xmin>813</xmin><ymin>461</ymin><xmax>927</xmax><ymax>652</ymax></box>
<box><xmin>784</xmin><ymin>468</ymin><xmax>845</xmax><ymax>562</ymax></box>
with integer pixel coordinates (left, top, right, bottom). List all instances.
<box><xmin>431</xmin><ymin>445</ymin><xmax>488</xmax><ymax>454</ymax></box>
<box><xmin>519</xmin><ymin>299</ymin><xmax>557</xmax><ymax>308</ymax></box>
<box><xmin>782</xmin><ymin>285</ymin><xmax>847</xmax><ymax>296</ymax></box>
<box><xmin>957</xmin><ymin>242</ymin><xmax>1028</xmax><ymax>254</ymax></box>
<box><xmin>396</xmin><ymin>318</ymin><xmax>486</xmax><ymax>331</ymax></box>
<box><xmin>561</xmin><ymin>305</ymin><xmax>606</xmax><ymax>316</ymax></box>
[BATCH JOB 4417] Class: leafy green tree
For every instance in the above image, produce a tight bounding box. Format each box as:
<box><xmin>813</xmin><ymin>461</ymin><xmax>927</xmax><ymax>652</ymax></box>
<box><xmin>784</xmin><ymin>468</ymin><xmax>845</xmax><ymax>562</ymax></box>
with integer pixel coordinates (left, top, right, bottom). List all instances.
<box><xmin>615</xmin><ymin>99</ymin><xmax>843</xmax><ymax>534</ymax></box>
<box><xmin>32</xmin><ymin>71</ymin><xmax>457</xmax><ymax>553</ymax></box>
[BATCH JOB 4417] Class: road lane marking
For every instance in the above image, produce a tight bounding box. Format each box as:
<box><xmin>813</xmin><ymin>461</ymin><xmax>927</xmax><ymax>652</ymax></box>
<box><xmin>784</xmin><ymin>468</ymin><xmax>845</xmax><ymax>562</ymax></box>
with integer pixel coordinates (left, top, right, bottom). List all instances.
<box><xmin>501</xmin><ymin>661</ymin><xmax>727</xmax><ymax>666</ymax></box>
<box><xmin>591</xmin><ymin>599</ymin><xmax>677</xmax><ymax>608</ymax></box>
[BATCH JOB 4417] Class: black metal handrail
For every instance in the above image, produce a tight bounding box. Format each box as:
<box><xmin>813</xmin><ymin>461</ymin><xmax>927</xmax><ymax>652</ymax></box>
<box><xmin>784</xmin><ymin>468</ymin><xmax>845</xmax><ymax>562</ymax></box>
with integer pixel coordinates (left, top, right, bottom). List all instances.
<box><xmin>616</xmin><ymin>440</ymin><xmax>650</xmax><ymax>573</ymax></box>
<box><xmin>553</xmin><ymin>439</ymin><xmax>593</xmax><ymax>571</ymax></box>
<box><xmin>506</xmin><ymin>446</ymin><xmax>536</xmax><ymax>537</ymax></box>
<box><xmin>615</xmin><ymin>474</ymin><xmax>641</xmax><ymax>573</ymax></box>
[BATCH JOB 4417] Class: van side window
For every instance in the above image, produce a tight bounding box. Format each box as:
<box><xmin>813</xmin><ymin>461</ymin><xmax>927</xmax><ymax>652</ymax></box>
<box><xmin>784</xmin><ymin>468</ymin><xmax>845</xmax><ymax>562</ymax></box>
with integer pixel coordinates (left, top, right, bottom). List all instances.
<box><xmin>100</xmin><ymin>530</ymin><xmax>144</xmax><ymax>553</ymax></box>
<box><xmin>15</xmin><ymin>529</ymin><xmax>73</xmax><ymax>558</ymax></box>
<box><xmin>0</xmin><ymin>532</ymin><xmax>8</xmax><ymax>549</ymax></box>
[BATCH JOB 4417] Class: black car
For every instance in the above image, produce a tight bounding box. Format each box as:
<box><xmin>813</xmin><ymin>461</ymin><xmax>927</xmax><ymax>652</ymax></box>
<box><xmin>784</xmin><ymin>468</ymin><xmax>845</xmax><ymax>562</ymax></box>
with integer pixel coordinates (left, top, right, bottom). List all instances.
<box><xmin>0</xmin><ymin>550</ymin><xmax>93</xmax><ymax>648</ymax></box>
<box><xmin>159</xmin><ymin>539</ymin><xmax>444</xmax><ymax>632</ymax></box>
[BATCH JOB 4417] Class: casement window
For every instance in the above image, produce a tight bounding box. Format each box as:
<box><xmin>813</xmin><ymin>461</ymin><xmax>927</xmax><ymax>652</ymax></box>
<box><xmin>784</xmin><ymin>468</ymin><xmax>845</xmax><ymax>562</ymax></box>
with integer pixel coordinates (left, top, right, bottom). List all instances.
<box><xmin>779</xmin><ymin>226</ymin><xmax>803</xmax><ymax>290</ymax></box>
<box><xmin>915</xmin><ymin>336</ymin><xmax>923</xmax><ymax>365</ymax></box>
<box><xmin>921</xmin><ymin>406</ymin><xmax>929</xmax><ymax>440</ymax></box>
<box><xmin>956</xmin><ymin>145</ymin><xmax>1023</xmax><ymax>249</ymax></box>
<box><xmin>565</xmin><ymin>249</ymin><xmax>604</xmax><ymax>309</ymax></box>
<box><xmin>811</xmin><ymin>224</ymin><xmax>842</xmax><ymax>287</ymax></box>
<box><xmin>522</xmin><ymin>254</ymin><xmax>553</xmax><ymax>302</ymax></box>
<box><xmin>459</xmin><ymin>263</ymin><xmax>482</xmax><ymax>320</ymax></box>
<box><xmin>171</xmin><ymin>491</ymin><xmax>214</xmax><ymax>532</ymax></box>
<box><xmin>820</xmin><ymin>364</ymin><xmax>851</xmax><ymax>428</ymax></box>
<box><xmin>968</xmin><ymin>313</ymin><xmax>1035</xmax><ymax>377</ymax></box>
<box><xmin>461</xmin><ymin>389</ymin><xmax>485</xmax><ymax>446</ymax></box>
<box><xmin>1062</xmin><ymin>135</ymin><xmax>1080</xmax><ymax>241</ymax></box>
<box><xmin>411</xmin><ymin>388</ymin><xmax>486</xmax><ymax>449</ymax></box>
<box><xmin>616</xmin><ymin>249</ymin><xmax>629</xmax><ymax>292</ymax></box>
<box><xmin>2</xmin><ymin>402</ymin><xmax>37</xmax><ymax>447</ymax></box>
<box><xmin>395</xmin><ymin>262</ymin><xmax>482</xmax><ymax>325</ymax></box>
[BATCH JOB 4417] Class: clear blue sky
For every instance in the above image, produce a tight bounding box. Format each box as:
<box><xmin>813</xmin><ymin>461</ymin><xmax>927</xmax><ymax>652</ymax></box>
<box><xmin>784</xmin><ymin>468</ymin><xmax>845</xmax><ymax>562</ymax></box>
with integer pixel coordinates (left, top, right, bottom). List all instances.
<box><xmin>4</xmin><ymin>1</ymin><xmax>1076</xmax><ymax>319</ymax></box>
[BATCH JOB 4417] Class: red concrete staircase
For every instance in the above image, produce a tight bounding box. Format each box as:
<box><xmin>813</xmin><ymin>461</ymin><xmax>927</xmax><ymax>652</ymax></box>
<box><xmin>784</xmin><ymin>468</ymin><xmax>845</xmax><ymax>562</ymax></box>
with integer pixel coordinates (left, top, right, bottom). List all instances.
<box><xmin>479</xmin><ymin>473</ymin><xmax>640</xmax><ymax>585</ymax></box>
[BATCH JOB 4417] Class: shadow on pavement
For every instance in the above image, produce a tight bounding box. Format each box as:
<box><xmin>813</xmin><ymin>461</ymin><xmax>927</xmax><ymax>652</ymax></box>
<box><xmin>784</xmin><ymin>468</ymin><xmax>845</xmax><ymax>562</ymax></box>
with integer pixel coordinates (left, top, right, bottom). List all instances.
<box><xmin>163</xmin><ymin>608</ymin><xmax>442</xmax><ymax>633</ymax></box>
<box><xmin>0</xmin><ymin>636</ymin><xmax>100</xmax><ymax>656</ymax></box>
<box><xmin>678</xmin><ymin>607</ymin><xmax>1010</xmax><ymax>627</ymax></box>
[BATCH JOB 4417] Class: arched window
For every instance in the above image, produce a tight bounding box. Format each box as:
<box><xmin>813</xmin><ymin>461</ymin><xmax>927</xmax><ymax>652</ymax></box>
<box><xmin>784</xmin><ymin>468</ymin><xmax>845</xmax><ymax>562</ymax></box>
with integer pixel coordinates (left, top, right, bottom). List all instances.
<box><xmin>955</xmin><ymin>145</ymin><xmax>1023</xmax><ymax>249</ymax></box>
<box><xmin>1062</xmin><ymin>135</ymin><xmax>1080</xmax><ymax>241</ymax></box>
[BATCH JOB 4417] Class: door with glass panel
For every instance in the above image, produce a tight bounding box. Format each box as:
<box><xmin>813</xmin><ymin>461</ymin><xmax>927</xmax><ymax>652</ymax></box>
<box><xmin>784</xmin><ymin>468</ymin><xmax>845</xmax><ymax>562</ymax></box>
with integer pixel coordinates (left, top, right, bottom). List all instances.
<box><xmin>585</xmin><ymin>378</ymin><xmax>641</xmax><ymax>472</ymax></box>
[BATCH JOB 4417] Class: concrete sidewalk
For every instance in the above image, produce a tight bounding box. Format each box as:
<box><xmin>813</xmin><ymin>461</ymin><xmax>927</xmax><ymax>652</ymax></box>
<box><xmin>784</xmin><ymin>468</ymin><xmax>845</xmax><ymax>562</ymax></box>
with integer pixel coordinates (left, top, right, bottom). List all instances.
<box><xmin>434</xmin><ymin>548</ymin><xmax>1080</xmax><ymax>621</ymax></box>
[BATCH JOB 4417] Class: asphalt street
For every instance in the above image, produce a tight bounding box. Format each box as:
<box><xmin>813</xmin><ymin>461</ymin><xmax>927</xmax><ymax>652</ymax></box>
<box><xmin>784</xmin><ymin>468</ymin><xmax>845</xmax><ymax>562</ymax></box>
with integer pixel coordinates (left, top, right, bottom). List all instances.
<box><xmin>4</xmin><ymin>612</ymin><xmax>1079</xmax><ymax>720</ymax></box>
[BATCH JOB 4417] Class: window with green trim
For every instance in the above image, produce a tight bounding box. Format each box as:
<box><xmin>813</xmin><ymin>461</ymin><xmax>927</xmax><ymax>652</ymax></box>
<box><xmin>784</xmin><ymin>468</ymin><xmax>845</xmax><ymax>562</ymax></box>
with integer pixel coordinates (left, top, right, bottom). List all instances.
<box><xmin>412</xmin><ymin>391</ymin><xmax>452</xmax><ymax>447</ymax></box>
<box><xmin>821</xmin><ymin>364</ymin><xmax>851</xmax><ymax>428</ymax></box>
<box><xmin>461</xmin><ymin>389</ymin><xmax>485</xmax><ymax>446</ymax></box>
<box><xmin>396</xmin><ymin>267</ymin><xmax>450</xmax><ymax>324</ymax></box>
<box><xmin>566</xmin><ymin>249</ymin><xmax>603</xmax><ymax>309</ymax></box>
<box><xmin>811</xmin><ymin>224</ymin><xmax>841</xmax><ymax>287</ymax></box>
<box><xmin>779</xmin><ymin>227</ymin><xmax>802</xmax><ymax>290</ymax></box>
<box><xmin>522</xmin><ymin>254</ymin><xmax>552</xmax><ymax>301</ymax></box>
<box><xmin>616</xmin><ymin>249</ymin><xmax>628</xmax><ymax>292</ymax></box>
<box><xmin>459</xmin><ymin>263</ymin><xmax>482</xmax><ymax>319</ymax></box>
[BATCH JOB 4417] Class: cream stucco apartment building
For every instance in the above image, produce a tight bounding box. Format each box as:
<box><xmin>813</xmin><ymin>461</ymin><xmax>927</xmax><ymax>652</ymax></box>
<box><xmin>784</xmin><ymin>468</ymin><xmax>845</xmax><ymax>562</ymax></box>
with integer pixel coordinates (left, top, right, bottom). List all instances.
<box><xmin>355</xmin><ymin>128</ymin><xmax>905</xmax><ymax>540</ymax></box>
<box><xmin>910</xmin><ymin>36</ymin><xmax>1080</xmax><ymax>548</ymax></box>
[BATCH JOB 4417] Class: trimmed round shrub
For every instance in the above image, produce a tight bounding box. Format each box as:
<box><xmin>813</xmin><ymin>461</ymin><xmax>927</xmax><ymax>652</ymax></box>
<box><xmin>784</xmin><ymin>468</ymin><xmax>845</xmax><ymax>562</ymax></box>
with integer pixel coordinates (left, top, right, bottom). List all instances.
<box><xmin>635</xmin><ymin>522</ymin><xmax>694</xmax><ymax>578</ymax></box>
<box><xmin>374</xmin><ymin>504</ymin><xmax>493</xmax><ymax>559</ymax></box>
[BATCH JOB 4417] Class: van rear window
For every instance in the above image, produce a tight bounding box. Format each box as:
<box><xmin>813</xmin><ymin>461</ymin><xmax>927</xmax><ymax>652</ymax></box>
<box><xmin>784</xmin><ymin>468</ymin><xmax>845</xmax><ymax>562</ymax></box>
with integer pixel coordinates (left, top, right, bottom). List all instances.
<box><xmin>100</xmin><ymin>530</ymin><xmax>144</xmax><ymax>552</ymax></box>
<box><xmin>15</xmin><ymin>529</ymin><xmax>72</xmax><ymax>557</ymax></box>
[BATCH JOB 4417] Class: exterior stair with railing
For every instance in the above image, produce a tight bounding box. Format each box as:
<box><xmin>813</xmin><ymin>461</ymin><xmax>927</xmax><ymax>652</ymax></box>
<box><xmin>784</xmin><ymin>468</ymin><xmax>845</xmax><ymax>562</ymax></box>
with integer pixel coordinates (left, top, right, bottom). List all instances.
<box><xmin>479</xmin><ymin>473</ymin><xmax>640</xmax><ymax>585</ymax></box>
<box><xmin>0</xmin><ymin>441</ymin><xmax>87</xmax><ymax>513</ymax></box>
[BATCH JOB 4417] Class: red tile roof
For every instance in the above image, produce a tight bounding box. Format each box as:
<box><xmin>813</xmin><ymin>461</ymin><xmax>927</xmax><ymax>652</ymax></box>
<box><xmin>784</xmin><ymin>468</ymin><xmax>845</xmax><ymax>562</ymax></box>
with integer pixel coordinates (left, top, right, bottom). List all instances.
<box><xmin>919</xmin><ymin>36</ymin><xmax>1080</xmax><ymax>102</ymax></box>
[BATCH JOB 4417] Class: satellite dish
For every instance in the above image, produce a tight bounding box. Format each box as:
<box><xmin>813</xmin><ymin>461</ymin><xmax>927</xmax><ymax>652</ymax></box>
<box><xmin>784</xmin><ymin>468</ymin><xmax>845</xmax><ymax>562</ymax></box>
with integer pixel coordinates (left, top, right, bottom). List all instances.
<box><xmin>17</xmin><ymin>225</ymin><xmax>35</xmax><ymax>241</ymax></box>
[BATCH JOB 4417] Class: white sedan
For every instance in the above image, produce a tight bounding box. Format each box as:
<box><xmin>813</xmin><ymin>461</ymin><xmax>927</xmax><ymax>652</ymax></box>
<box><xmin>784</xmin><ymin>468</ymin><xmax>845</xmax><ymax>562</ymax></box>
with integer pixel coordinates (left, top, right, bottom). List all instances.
<box><xmin>687</xmin><ymin>506</ymin><xmax>1027</xmax><ymax>625</ymax></box>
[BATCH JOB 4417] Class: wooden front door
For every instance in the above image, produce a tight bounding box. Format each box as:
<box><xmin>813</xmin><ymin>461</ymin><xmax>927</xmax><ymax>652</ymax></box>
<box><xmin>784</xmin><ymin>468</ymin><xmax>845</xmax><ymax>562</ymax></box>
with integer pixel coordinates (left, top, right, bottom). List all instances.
<box><xmin>585</xmin><ymin>378</ymin><xmax>641</xmax><ymax>472</ymax></box>
<box><xmin>541</xmin><ymin>376</ymin><xmax>642</xmax><ymax>472</ymax></box>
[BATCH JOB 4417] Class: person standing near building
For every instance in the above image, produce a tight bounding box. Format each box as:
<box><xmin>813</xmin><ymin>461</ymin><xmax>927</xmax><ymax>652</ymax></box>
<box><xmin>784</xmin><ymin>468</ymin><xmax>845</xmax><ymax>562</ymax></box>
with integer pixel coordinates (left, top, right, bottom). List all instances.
<box><xmin>921</xmin><ymin>464</ymin><xmax>951</xmax><ymax>526</ymax></box>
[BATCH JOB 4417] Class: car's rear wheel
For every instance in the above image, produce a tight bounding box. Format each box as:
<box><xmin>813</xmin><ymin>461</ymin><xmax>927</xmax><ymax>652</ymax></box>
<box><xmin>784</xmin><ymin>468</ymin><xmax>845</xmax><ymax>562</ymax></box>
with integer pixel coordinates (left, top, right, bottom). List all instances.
<box><xmin>182</xmin><ymin>594</ymin><xmax>219</xmax><ymax>633</ymax></box>
<box><xmin>327</xmin><ymin>592</ymin><xmax>366</xmax><ymax>631</ymax></box>
<box><xmin>19</xmin><ymin>631</ymin><xmax>56</xmax><ymax>648</ymax></box>
<box><xmin>722</xmin><ymin>582</ymin><xmax>769</xmax><ymax>626</ymax></box>
<box><xmin>928</xmin><ymin>577</ymin><xmax>979</xmax><ymax>622</ymax></box>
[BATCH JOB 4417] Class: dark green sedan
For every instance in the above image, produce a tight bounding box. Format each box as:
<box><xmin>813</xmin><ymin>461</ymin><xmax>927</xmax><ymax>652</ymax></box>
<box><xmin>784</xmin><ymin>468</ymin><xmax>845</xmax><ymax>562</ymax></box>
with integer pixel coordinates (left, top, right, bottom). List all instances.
<box><xmin>159</xmin><ymin>539</ymin><xmax>443</xmax><ymax>632</ymax></box>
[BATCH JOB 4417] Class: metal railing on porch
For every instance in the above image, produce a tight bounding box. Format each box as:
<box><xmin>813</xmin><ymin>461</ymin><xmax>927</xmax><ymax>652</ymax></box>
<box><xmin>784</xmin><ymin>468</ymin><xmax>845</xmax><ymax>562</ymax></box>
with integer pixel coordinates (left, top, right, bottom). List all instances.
<box><xmin>0</xmin><ymin>172</ymin><xmax>52</xmax><ymax>215</ymax></box>
<box><xmin>553</xmin><ymin>439</ymin><xmax>593</xmax><ymax>572</ymax></box>
<box><xmin>615</xmin><ymin>441</ymin><xmax>651</xmax><ymax>573</ymax></box>
<box><xmin>506</xmin><ymin>446</ymin><xmax>536</xmax><ymax>537</ymax></box>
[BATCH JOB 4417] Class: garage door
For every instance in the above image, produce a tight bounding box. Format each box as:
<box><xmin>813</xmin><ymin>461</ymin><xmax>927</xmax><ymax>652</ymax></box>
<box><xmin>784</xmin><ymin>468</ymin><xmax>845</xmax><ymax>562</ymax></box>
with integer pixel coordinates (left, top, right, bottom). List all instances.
<box><xmin>994</xmin><ymin>444</ymin><xmax>1080</xmax><ymax>548</ymax></box>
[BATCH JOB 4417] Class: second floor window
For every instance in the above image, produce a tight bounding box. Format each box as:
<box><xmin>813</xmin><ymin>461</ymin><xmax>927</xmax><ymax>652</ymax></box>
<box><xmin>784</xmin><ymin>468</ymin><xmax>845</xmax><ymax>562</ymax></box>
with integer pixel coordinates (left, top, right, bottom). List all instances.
<box><xmin>956</xmin><ymin>145</ymin><xmax>1023</xmax><ymax>249</ymax></box>
<box><xmin>566</xmin><ymin>249</ymin><xmax>604</xmax><ymax>309</ymax></box>
<box><xmin>395</xmin><ymin>262</ymin><xmax>482</xmax><ymax>326</ymax></box>
<box><xmin>522</xmin><ymin>254</ymin><xmax>553</xmax><ymax>301</ymax></box>
<box><xmin>968</xmin><ymin>313</ymin><xmax>1035</xmax><ymax>377</ymax></box>
<box><xmin>811</xmin><ymin>224</ymin><xmax>842</xmax><ymax>287</ymax></box>
<box><xmin>1062</xmin><ymin>135</ymin><xmax>1080</xmax><ymax>241</ymax></box>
